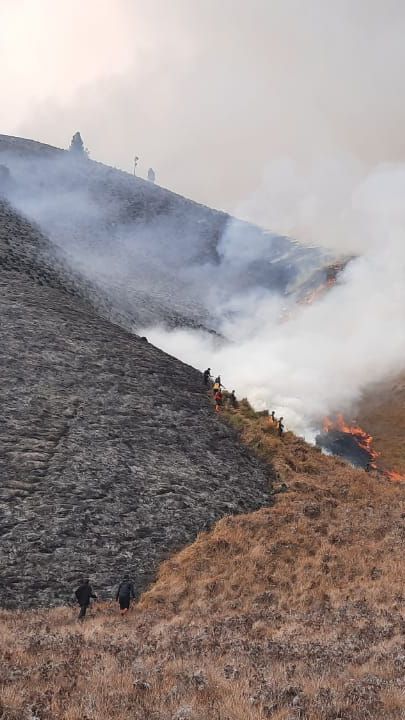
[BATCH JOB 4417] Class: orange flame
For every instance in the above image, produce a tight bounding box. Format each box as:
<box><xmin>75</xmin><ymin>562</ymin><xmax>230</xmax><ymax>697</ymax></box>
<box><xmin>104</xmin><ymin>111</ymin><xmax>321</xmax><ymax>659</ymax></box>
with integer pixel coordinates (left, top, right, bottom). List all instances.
<box><xmin>323</xmin><ymin>413</ymin><xmax>379</xmax><ymax>465</ymax></box>
<box><xmin>323</xmin><ymin>414</ymin><xmax>405</xmax><ymax>481</ymax></box>
<box><xmin>385</xmin><ymin>470</ymin><xmax>405</xmax><ymax>482</ymax></box>
<box><xmin>301</xmin><ymin>276</ymin><xmax>337</xmax><ymax>306</ymax></box>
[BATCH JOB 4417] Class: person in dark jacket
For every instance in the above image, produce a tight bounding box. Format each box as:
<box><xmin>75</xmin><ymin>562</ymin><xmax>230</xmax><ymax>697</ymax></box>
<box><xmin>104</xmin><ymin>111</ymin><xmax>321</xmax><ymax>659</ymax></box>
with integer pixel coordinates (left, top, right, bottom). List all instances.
<box><xmin>229</xmin><ymin>390</ymin><xmax>238</xmax><ymax>409</ymax></box>
<box><xmin>278</xmin><ymin>417</ymin><xmax>285</xmax><ymax>437</ymax></box>
<box><xmin>75</xmin><ymin>578</ymin><xmax>97</xmax><ymax>620</ymax></box>
<box><xmin>116</xmin><ymin>574</ymin><xmax>135</xmax><ymax>615</ymax></box>
<box><xmin>203</xmin><ymin>368</ymin><xmax>211</xmax><ymax>386</ymax></box>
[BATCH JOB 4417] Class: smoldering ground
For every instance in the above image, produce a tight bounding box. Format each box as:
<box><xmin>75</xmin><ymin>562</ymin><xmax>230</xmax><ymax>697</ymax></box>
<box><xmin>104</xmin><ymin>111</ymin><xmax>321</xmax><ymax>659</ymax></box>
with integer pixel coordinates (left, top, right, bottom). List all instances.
<box><xmin>0</xmin><ymin>140</ymin><xmax>333</xmax><ymax>321</ymax></box>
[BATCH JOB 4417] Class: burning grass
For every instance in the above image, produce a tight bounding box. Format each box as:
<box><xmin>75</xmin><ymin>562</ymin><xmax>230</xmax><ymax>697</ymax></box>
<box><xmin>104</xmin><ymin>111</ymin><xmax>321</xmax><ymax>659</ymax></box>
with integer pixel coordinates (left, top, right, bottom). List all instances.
<box><xmin>319</xmin><ymin>412</ymin><xmax>405</xmax><ymax>480</ymax></box>
<box><xmin>322</xmin><ymin>413</ymin><xmax>379</xmax><ymax>465</ymax></box>
<box><xmin>0</xmin><ymin>400</ymin><xmax>404</xmax><ymax>719</ymax></box>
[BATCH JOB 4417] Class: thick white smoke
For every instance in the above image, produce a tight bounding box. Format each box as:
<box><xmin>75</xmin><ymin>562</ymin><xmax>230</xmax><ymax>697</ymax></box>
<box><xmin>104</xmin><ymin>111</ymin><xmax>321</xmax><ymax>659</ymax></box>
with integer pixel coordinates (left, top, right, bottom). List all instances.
<box><xmin>142</xmin><ymin>159</ymin><xmax>405</xmax><ymax>436</ymax></box>
<box><xmin>2</xmin><ymin>140</ymin><xmax>405</xmax><ymax>437</ymax></box>
<box><xmin>3</xmin><ymin>1</ymin><xmax>405</xmax><ymax>215</ymax></box>
<box><xmin>2</xmin><ymin>1</ymin><xmax>405</xmax><ymax>443</ymax></box>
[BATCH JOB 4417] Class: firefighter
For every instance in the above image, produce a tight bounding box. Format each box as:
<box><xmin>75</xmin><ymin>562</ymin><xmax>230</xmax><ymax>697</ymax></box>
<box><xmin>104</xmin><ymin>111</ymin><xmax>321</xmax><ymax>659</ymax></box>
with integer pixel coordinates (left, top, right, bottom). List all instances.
<box><xmin>116</xmin><ymin>574</ymin><xmax>136</xmax><ymax>615</ymax></box>
<box><xmin>213</xmin><ymin>376</ymin><xmax>221</xmax><ymax>394</ymax></box>
<box><xmin>214</xmin><ymin>389</ymin><xmax>223</xmax><ymax>413</ymax></box>
<box><xmin>75</xmin><ymin>578</ymin><xmax>97</xmax><ymax>620</ymax></box>
<box><xmin>229</xmin><ymin>390</ymin><xmax>238</xmax><ymax>409</ymax></box>
<box><xmin>203</xmin><ymin>368</ymin><xmax>211</xmax><ymax>386</ymax></box>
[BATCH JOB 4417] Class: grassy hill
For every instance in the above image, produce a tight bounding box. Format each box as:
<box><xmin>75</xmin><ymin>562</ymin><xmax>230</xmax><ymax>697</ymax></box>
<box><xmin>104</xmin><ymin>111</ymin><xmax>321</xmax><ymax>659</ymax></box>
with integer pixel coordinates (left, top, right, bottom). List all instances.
<box><xmin>0</xmin><ymin>404</ymin><xmax>403</xmax><ymax>720</ymax></box>
<box><xmin>357</xmin><ymin>375</ymin><xmax>405</xmax><ymax>476</ymax></box>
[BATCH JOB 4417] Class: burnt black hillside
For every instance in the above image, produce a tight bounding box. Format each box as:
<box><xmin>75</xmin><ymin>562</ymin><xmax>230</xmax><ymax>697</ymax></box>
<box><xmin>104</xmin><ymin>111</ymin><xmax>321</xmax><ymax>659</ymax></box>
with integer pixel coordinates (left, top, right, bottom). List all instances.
<box><xmin>0</xmin><ymin>134</ymin><xmax>339</xmax><ymax>333</ymax></box>
<box><xmin>0</xmin><ymin>134</ymin><xmax>344</xmax><ymax>610</ymax></box>
<box><xmin>0</xmin><ymin>197</ymin><xmax>271</xmax><ymax>608</ymax></box>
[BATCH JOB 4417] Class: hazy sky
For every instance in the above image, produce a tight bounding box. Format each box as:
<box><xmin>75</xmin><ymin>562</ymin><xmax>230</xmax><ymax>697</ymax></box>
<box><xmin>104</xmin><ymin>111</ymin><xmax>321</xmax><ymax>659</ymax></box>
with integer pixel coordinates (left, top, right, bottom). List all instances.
<box><xmin>2</xmin><ymin>0</ymin><xmax>405</xmax><ymax>220</ymax></box>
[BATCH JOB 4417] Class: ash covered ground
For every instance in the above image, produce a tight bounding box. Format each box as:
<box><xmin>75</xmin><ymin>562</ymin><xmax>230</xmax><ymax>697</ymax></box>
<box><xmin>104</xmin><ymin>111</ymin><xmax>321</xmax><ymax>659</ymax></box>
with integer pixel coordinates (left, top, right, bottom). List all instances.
<box><xmin>0</xmin><ymin>195</ymin><xmax>272</xmax><ymax>608</ymax></box>
<box><xmin>0</xmin><ymin>134</ymin><xmax>341</xmax><ymax>334</ymax></box>
<box><xmin>0</xmin><ymin>135</ymin><xmax>345</xmax><ymax>608</ymax></box>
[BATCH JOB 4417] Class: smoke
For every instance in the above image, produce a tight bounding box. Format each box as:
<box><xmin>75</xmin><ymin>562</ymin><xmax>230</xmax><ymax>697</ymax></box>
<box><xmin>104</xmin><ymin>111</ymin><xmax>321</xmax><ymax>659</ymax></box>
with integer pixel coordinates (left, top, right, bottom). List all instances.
<box><xmin>3</xmin><ymin>1</ymin><xmax>405</xmax><ymax>216</ymax></box>
<box><xmin>2</xmin><ymin>143</ymin><xmax>405</xmax><ymax>438</ymax></box>
<box><xmin>1</xmin><ymin>140</ymin><xmax>335</xmax><ymax>324</ymax></box>
<box><xmin>141</xmin><ymin>160</ymin><xmax>405</xmax><ymax>435</ymax></box>
<box><xmin>2</xmin><ymin>142</ymin><xmax>405</xmax><ymax>437</ymax></box>
<box><xmin>2</xmin><ymin>1</ymin><xmax>405</xmax><ymax>435</ymax></box>
<box><xmin>0</xmin><ymin>148</ymin><xmax>216</xmax><ymax>327</ymax></box>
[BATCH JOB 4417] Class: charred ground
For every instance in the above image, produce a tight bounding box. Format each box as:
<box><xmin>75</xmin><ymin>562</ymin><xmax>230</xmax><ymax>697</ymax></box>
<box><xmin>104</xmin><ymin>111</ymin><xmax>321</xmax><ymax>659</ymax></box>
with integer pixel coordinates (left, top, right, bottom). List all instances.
<box><xmin>0</xmin><ymin>198</ymin><xmax>271</xmax><ymax>608</ymax></box>
<box><xmin>0</xmin><ymin>133</ymin><xmax>341</xmax><ymax>333</ymax></box>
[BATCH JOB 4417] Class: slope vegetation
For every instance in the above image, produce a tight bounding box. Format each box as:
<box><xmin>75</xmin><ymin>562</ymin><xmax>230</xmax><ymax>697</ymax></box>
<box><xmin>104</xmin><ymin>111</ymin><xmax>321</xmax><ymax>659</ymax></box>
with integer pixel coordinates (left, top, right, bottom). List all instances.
<box><xmin>0</xmin><ymin>405</ymin><xmax>403</xmax><ymax>720</ymax></box>
<box><xmin>0</xmin><ymin>199</ymin><xmax>271</xmax><ymax>608</ymax></box>
<box><xmin>357</xmin><ymin>374</ymin><xmax>405</xmax><ymax>476</ymax></box>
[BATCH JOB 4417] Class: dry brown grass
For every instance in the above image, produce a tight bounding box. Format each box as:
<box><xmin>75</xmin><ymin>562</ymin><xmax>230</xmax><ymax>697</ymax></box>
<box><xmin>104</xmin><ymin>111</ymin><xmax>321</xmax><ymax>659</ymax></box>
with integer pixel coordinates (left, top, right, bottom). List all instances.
<box><xmin>357</xmin><ymin>373</ymin><xmax>405</xmax><ymax>474</ymax></box>
<box><xmin>1</xmin><ymin>400</ymin><xmax>404</xmax><ymax>719</ymax></box>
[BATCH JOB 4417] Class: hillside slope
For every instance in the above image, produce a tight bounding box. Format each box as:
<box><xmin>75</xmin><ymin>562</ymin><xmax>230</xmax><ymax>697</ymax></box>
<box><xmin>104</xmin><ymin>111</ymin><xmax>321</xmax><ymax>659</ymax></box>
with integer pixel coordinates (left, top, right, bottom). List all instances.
<box><xmin>357</xmin><ymin>375</ymin><xmax>405</xmax><ymax>476</ymax></box>
<box><xmin>0</xmin><ymin>198</ymin><xmax>135</xmax><ymax>331</ymax></box>
<box><xmin>0</xmin><ymin>199</ymin><xmax>271</xmax><ymax>608</ymax></box>
<box><xmin>0</xmin><ymin>406</ymin><xmax>403</xmax><ymax>720</ymax></box>
<box><xmin>0</xmin><ymin>134</ymin><xmax>339</xmax><ymax>332</ymax></box>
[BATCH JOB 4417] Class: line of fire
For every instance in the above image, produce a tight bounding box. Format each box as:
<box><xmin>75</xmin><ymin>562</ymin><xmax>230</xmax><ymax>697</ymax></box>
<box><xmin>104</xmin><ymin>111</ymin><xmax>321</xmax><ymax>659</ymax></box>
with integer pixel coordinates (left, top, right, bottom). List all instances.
<box><xmin>316</xmin><ymin>413</ymin><xmax>404</xmax><ymax>482</ymax></box>
<box><xmin>283</xmin><ymin>261</ymin><xmax>404</xmax><ymax>482</ymax></box>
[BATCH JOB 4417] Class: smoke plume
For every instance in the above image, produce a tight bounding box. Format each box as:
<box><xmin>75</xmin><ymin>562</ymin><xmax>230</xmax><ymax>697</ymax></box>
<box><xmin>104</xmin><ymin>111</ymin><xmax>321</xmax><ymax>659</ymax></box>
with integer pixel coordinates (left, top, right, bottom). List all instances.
<box><xmin>2</xmin><ymin>1</ymin><xmax>405</xmax><ymax>435</ymax></box>
<box><xmin>3</xmin><ymin>1</ymin><xmax>405</xmax><ymax>215</ymax></box>
<box><xmin>142</xmin><ymin>160</ymin><xmax>405</xmax><ymax>435</ymax></box>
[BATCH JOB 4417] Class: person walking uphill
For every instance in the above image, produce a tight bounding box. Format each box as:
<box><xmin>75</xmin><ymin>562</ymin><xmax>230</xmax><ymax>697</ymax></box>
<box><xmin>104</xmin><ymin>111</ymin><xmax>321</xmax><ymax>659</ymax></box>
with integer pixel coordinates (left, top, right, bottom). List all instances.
<box><xmin>116</xmin><ymin>574</ymin><xmax>135</xmax><ymax>615</ymax></box>
<box><xmin>229</xmin><ymin>390</ymin><xmax>238</xmax><ymax>409</ymax></box>
<box><xmin>214</xmin><ymin>389</ymin><xmax>223</xmax><ymax>413</ymax></box>
<box><xmin>75</xmin><ymin>578</ymin><xmax>97</xmax><ymax>620</ymax></box>
<box><xmin>203</xmin><ymin>368</ymin><xmax>211</xmax><ymax>386</ymax></box>
<box><xmin>213</xmin><ymin>376</ymin><xmax>222</xmax><ymax>394</ymax></box>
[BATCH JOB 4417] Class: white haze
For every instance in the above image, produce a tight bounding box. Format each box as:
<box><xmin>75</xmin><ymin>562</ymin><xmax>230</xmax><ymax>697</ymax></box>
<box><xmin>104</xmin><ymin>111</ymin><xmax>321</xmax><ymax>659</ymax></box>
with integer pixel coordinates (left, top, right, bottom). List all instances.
<box><xmin>2</xmin><ymin>147</ymin><xmax>405</xmax><ymax>438</ymax></box>
<box><xmin>2</xmin><ymin>1</ymin><xmax>405</xmax><ymax>219</ymax></box>
<box><xmin>142</xmin><ymin>160</ymin><xmax>405</xmax><ymax>435</ymax></box>
<box><xmin>2</xmin><ymin>1</ymin><xmax>405</xmax><ymax>435</ymax></box>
